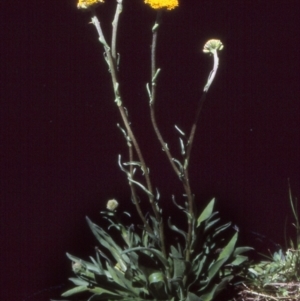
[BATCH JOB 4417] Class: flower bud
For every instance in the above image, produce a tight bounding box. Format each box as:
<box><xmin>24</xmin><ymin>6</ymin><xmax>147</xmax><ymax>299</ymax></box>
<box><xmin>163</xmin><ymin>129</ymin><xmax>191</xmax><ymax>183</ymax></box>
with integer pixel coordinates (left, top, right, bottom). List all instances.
<box><xmin>72</xmin><ymin>261</ymin><xmax>84</xmax><ymax>274</ymax></box>
<box><xmin>106</xmin><ymin>199</ymin><xmax>119</xmax><ymax>211</ymax></box>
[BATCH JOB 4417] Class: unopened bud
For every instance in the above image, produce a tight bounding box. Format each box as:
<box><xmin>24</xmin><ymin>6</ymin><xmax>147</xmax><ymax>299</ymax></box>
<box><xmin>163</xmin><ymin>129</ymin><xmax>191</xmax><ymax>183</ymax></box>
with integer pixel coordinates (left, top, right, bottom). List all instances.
<box><xmin>106</xmin><ymin>199</ymin><xmax>119</xmax><ymax>211</ymax></box>
<box><xmin>72</xmin><ymin>261</ymin><xmax>84</xmax><ymax>274</ymax></box>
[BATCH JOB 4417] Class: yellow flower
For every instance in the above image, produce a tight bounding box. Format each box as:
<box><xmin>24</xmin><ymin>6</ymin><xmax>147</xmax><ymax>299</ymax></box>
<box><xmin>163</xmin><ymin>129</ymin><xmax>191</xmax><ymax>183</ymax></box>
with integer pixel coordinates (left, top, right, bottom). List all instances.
<box><xmin>77</xmin><ymin>0</ymin><xmax>104</xmax><ymax>10</ymax></box>
<box><xmin>144</xmin><ymin>0</ymin><xmax>178</xmax><ymax>10</ymax></box>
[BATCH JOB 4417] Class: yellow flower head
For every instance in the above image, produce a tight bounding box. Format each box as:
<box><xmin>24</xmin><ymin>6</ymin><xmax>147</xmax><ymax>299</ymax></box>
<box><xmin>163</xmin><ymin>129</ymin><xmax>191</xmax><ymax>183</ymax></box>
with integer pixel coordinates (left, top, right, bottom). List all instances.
<box><xmin>144</xmin><ymin>0</ymin><xmax>178</xmax><ymax>10</ymax></box>
<box><xmin>77</xmin><ymin>0</ymin><xmax>104</xmax><ymax>10</ymax></box>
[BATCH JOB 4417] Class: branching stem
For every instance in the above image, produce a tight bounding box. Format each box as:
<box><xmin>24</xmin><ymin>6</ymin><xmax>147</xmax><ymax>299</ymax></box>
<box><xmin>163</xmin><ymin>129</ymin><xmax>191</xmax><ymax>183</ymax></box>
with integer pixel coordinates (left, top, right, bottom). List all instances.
<box><xmin>127</xmin><ymin>141</ymin><xmax>154</xmax><ymax>235</ymax></box>
<box><xmin>148</xmin><ymin>11</ymin><xmax>195</xmax><ymax>264</ymax></box>
<box><xmin>91</xmin><ymin>11</ymin><xmax>166</xmax><ymax>258</ymax></box>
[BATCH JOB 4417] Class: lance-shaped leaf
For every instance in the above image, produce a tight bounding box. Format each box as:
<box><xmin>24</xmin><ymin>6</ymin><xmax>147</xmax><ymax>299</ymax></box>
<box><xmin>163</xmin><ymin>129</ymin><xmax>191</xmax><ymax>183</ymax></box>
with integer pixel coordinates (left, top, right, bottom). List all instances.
<box><xmin>127</xmin><ymin>177</ymin><xmax>154</xmax><ymax>198</ymax></box>
<box><xmin>105</xmin><ymin>262</ymin><xmax>140</xmax><ymax>296</ymax></box>
<box><xmin>212</xmin><ymin>221</ymin><xmax>231</xmax><ymax>237</ymax></box>
<box><xmin>199</xmin><ymin>275</ymin><xmax>233</xmax><ymax>301</ymax></box>
<box><xmin>148</xmin><ymin>271</ymin><xmax>168</xmax><ymax>299</ymax></box>
<box><xmin>86</xmin><ymin>217</ymin><xmax>129</xmax><ymax>271</ymax></box>
<box><xmin>197</xmin><ymin>199</ymin><xmax>215</xmax><ymax>227</ymax></box>
<box><xmin>121</xmin><ymin>247</ymin><xmax>169</xmax><ymax>269</ymax></box>
<box><xmin>203</xmin><ymin>218</ymin><xmax>221</xmax><ymax>234</ymax></box>
<box><xmin>229</xmin><ymin>254</ymin><xmax>249</xmax><ymax>266</ymax></box>
<box><xmin>209</xmin><ymin>258</ymin><xmax>228</xmax><ymax>280</ymax></box>
<box><xmin>233</xmin><ymin>246</ymin><xmax>254</xmax><ymax>256</ymax></box>
<box><xmin>217</xmin><ymin>232</ymin><xmax>238</xmax><ymax>261</ymax></box>
<box><xmin>170</xmin><ymin>246</ymin><xmax>189</xmax><ymax>280</ymax></box>
<box><xmin>88</xmin><ymin>293</ymin><xmax>122</xmax><ymax>301</ymax></box>
<box><xmin>187</xmin><ymin>291</ymin><xmax>204</xmax><ymax>301</ymax></box>
<box><xmin>61</xmin><ymin>286</ymin><xmax>89</xmax><ymax>297</ymax></box>
<box><xmin>168</xmin><ymin>217</ymin><xmax>187</xmax><ymax>240</ymax></box>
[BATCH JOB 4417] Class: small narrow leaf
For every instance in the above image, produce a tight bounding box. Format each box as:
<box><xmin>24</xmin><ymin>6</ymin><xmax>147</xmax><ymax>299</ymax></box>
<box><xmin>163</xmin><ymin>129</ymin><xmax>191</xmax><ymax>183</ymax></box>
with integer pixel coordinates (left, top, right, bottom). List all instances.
<box><xmin>230</xmin><ymin>255</ymin><xmax>248</xmax><ymax>265</ymax></box>
<box><xmin>208</xmin><ymin>257</ymin><xmax>228</xmax><ymax>280</ymax></box>
<box><xmin>168</xmin><ymin>217</ymin><xmax>187</xmax><ymax>240</ymax></box>
<box><xmin>212</xmin><ymin>221</ymin><xmax>231</xmax><ymax>236</ymax></box>
<box><xmin>68</xmin><ymin>277</ymin><xmax>89</xmax><ymax>286</ymax></box>
<box><xmin>121</xmin><ymin>247</ymin><xmax>169</xmax><ymax>268</ymax></box>
<box><xmin>233</xmin><ymin>246</ymin><xmax>253</xmax><ymax>256</ymax></box>
<box><xmin>61</xmin><ymin>286</ymin><xmax>88</xmax><ymax>297</ymax></box>
<box><xmin>200</xmin><ymin>276</ymin><xmax>233</xmax><ymax>301</ymax></box>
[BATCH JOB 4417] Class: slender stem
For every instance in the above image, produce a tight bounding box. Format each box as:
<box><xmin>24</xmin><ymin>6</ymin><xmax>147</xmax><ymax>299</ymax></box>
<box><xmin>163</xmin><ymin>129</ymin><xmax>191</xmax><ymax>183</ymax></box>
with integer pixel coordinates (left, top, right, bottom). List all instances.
<box><xmin>91</xmin><ymin>13</ymin><xmax>166</xmax><ymax>257</ymax></box>
<box><xmin>150</xmin><ymin>110</ymin><xmax>181</xmax><ymax>177</ymax></box>
<box><xmin>111</xmin><ymin>0</ymin><xmax>123</xmax><ymax>60</ymax></box>
<box><xmin>185</xmin><ymin>92</ymin><xmax>207</xmax><ymax>164</ymax></box>
<box><xmin>184</xmin><ymin>50</ymin><xmax>221</xmax><ymax>264</ymax></box>
<box><xmin>203</xmin><ymin>50</ymin><xmax>219</xmax><ymax>92</ymax></box>
<box><xmin>117</xmin><ymin>105</ymin><xmax>158</xmax><ymax>215</ymax></box>
<box><xmin>149</xmin><ymin>11</ymin><xmax>180</xmax><ymax>177</ymax></box>
<box><xmin>111</xmin><ymin>0</ymin><xmax>153</xmax><ymax>233</ymax></box>
<box><xmin>148</xmin><ymin>11</ymin><xmax>195</xmax><ymax>263</ymax></box>
<box><xmin>182</xmin><ymin>169</ymin><xmax>194</xmax><ymax>264</ymax></box>
<box><xmin>186</xmin><ymin>49</ymin><xmax>220</xmax><ymax>168</ymax></box>
<box><xmin>128</xmin><ymin>140</ymin><xmax>154</xmax><ymax>235</ymax></box>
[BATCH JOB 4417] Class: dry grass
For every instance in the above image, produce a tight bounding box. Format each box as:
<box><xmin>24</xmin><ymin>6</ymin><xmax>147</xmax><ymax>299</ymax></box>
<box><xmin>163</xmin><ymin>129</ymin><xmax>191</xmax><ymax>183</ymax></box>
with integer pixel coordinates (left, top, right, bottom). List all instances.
<box><xmin>235</xmin><ymin>282</ymin><xmax>300</xmax><ymax>301</ymax></box>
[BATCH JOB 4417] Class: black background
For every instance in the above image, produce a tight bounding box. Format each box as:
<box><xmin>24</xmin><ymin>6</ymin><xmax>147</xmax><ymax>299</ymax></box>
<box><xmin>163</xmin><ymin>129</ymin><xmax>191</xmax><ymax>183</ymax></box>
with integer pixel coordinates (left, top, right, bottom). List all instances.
<box><xmin>1</xmin><ymin>0</ymin><xmax>299</xmax><ymax>300</ymax></box>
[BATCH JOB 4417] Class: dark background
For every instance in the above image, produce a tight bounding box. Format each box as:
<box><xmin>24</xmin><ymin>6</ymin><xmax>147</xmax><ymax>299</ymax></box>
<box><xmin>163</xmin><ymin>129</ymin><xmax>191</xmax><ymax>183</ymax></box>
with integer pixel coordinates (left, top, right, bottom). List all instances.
<box><xmin>1</xmin><ymin>0</ymin><xmax>299</xmax><ymax>300</ymax></box>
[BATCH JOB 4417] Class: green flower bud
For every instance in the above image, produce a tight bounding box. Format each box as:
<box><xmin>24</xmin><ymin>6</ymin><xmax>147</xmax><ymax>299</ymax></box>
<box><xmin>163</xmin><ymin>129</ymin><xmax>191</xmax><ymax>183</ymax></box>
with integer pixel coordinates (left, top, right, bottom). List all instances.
<box><xmin>106</xmin><ymin>199</ymin><xmax>119</xmax><ymax>211</ymax></box>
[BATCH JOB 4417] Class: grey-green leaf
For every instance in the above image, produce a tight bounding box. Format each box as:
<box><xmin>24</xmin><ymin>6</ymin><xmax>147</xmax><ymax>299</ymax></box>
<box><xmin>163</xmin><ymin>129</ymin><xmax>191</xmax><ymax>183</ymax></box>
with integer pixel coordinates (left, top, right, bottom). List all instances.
<box><xmin>121</xmin><ymin>247</ymin><xmax>169</xmax><ymax>268</ymax></box>
<box><xmin>197</xmin><ymin>198</ymin><xmax>215</xmax><ymax>227</ymax></box>
<box><xmin>233</xmin><ymin>246</ymin><xmax>253</xmax><ymax>256</ymax></box>
<box><xmin>187</xmin><ymin>291</ymin><xmax>204</xmax><ymax>301</ymax></box>
<box><xmin>61</xmin><ymin>286</ymin><xmax>88</xmax><ymax>297</ymax></box>
<box><xmin>217</xmin><ymin>232</ymin><xmax>238</xmax><ymax>260</ymax></box>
